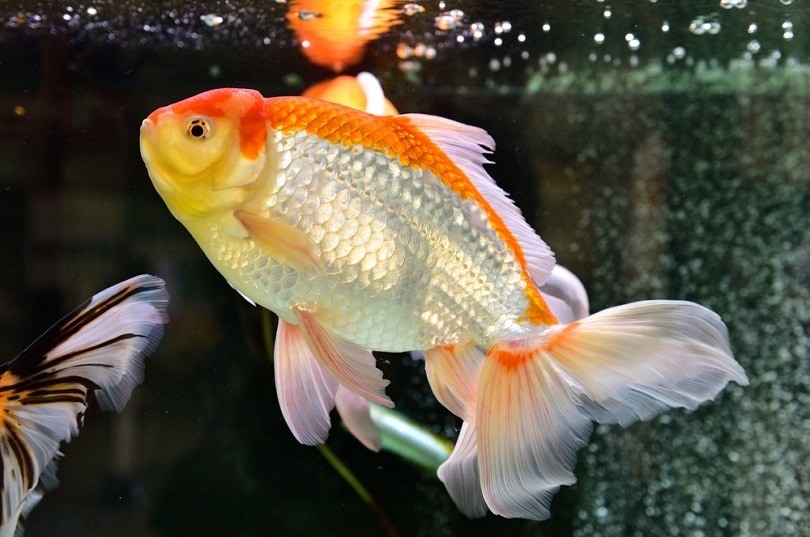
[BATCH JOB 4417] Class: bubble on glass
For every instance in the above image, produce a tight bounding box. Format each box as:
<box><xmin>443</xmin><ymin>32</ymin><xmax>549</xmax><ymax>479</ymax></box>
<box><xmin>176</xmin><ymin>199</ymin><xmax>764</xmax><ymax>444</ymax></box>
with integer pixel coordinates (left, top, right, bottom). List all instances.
<box><xmin>594</xmin><ymin>32</ymin><xmax>605</xmax><ymax>45</ymax></box>
<box><xmin>603</xmin><ymin>7</ymin><xmax>612</xmax><ymax>19</ymax></box>
<box><xmin>662</xmin><ymin>21</ymin><xmax>670</xmax><ymax>32</ymax></box>
<box><xmin>673</xmin><ymin>46</ymin><xmax>686</xmax><ymax>58</ymax></box>
<box><xmin>517</xmin><ymin>33</ymin><xmax>526</xmax><ymax>43</ymax></box>
<box><xmin>469</xmin><ymin>21</ymin><xmax>485</xmax><ymax>41</ymax></box>
<box><xmin>720</xmin><ymin>0</ymin><xmax>747</xmax><ymax>8</ymax></box>
<box><xmin>201</xmin><ymin>14</ymin><xmax>224</xmax><ymax>27</ymax></box>
<box><xmin>494</xmin><ymin>37</ymin><xmax>503</xmax><ymax>46</ymax></box>
<box><xmin>86</xmin><ymin>6</ymin><xmax>98</xmax><ymax>16</ymax></box>
<box><xmin>398</xmin><ymin>60</ymin><xmax>421</xmax><ymax>74</ymax></box>
<box><xmin>435</xmin><ymin>9</ymin><xmax>464</xmax><ymax>31</ymax></box>
<box><xmin>402</xmin><ymin>3</ymin><xmax>425</xmax><ymax>16</ymax></box>
<box><xmin>690</xmin><ymin>14</ymin><xmax>721</xmax><ymax>35</ymax></box>
<box><xmin>747</xmin><ymin>39</ymin><xmax>761</xmax><ymax>53</ymax></box>
<box><xmin>488</xmin><ymin>58</ymin><xmax>500</xmax><ymax>72</ymax></box>
<box><xmin>494</xmin><ymin>21</ymin><xmax>511</xmax><ymax>34</ymax></box>
<box><xmin>779</xmin><ymin>0</ymin><xmax>793</xmax><ymax>4</ymax></box>
<box><xmin>748</xmin><ymin>23</ymin><xmax>758</xmax><ymax>34</ymax></box>
<box><xmin>208</xmin><ymin>64</ymin><xmax>221</xmax><ymax>78</ymax></box>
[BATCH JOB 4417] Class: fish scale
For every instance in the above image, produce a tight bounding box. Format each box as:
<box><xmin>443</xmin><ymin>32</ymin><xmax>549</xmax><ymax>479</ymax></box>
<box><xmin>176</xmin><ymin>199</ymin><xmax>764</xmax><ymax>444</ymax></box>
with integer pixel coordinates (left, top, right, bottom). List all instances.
<box><xmin>225</xmin><ymin>127</ymin><xmax>533</xmax><ymax>349</ymax></box>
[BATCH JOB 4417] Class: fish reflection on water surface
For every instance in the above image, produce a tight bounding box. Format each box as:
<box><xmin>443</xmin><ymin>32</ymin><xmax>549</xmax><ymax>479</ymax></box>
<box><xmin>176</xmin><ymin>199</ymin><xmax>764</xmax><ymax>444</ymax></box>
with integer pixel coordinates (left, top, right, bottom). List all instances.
<box><xmin>140</xmin><ymin>87</ymin><xmax>747</xmax><ymax>520</ymax></box>
<box><xmin>0</xmin><ymin>276</ymin><xmax>168</xmax><ymax>537</ymax></box>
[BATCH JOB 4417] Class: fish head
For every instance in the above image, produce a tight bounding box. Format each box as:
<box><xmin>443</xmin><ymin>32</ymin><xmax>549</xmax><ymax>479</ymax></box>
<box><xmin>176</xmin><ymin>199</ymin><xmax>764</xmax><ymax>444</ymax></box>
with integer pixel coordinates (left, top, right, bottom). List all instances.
<box><xmin>140</xmin><ymin>88</ymin><xmax>269</xmax><ymax>218</ymax></box>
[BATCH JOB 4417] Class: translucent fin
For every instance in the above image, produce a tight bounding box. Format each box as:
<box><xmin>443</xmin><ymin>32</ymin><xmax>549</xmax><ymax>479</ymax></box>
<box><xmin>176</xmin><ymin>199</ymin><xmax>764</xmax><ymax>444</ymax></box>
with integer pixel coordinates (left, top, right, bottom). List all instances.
<box><xmin>476</xmin><ymin>299</ymin><xmax>747</xmax><ymax>519</ymax></box>
<box><xmin>0</xmin><ymin>275</ymin><xmax>168</xmax><ymax>528</ymax></box>
<box><xmin>356</xmin><ymin>72</ymin><xmax>386</xmax><ymax>115</ymax></box>
<box><xmin>539</xmin><ymin>265</ymin><xmax>590</xmax><ymax>321</ymax></box>
<box><xmin>335</xmin><ymin>387</ymin><xmax>380</xmax><ymax>451</ymax></box>
<box><xmin>234</xmin><ymin>210</ymin><xmax>325</xmax><ymax>273</ymax></box>
<box><xmin>436</xmin><ymin>421</ymin><xmax>487</xmax><ymax>518</ymax></box>
<box><xmin>274</xmin><ymin>319</ymin><xmax>339</xmax><ymax>445</ymax></box>
<box><xmin>423</xmin><ymin>343</ymin><xmax>484</xmax><ymax>422</ymax></box>
<box><xmin>478</xmin><ymin>338</ymin><xmax>589</xmax><ymax>519</ymax></box>
<box><xmin>401</xmin><ymin>114</ymin><xmax>555</xmax><ymax>285</ymax></box>
<box><xmin>553</xmin><ymin>300</ymin><xmax>749</xmax><ymax>426</ymax></box>
<box><xmin>293</xmin><ymin>308</ymin><xmax>392</xmax><ymax>407</ymax></box>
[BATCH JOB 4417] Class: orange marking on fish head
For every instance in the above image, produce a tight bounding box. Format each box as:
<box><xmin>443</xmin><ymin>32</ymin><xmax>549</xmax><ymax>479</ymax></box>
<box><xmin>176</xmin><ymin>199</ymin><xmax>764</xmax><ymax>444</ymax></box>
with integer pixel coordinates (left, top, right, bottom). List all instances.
<box><xmin>160</xmin><ymin>88</ymin><xmax>268</xmax><ymax>160</ymax></box>
<box><xmin>141</xmin><ymin>89</ymin><xmax>271</xmax><ymax>217</ymax></box>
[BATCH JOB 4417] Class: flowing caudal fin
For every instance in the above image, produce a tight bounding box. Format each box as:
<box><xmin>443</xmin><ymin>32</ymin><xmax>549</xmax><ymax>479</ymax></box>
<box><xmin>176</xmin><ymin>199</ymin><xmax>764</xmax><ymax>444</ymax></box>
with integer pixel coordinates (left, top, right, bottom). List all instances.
<box><xmin>475</xmin><ymin>300</ymin><xmax>747</xmax><ymax>519</ymax></box>
<box><xmin>0</xmin><ymin>275</ymin><xmax>168</xmax><ymax>534</ymax></box>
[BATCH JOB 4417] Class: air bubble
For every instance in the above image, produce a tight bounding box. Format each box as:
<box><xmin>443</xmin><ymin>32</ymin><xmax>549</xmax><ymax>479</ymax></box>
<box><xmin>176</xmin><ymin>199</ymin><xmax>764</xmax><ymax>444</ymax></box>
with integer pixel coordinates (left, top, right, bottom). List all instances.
<box><xmin>542</xmin><ymin>22</ymin><xmax>551</xmax><ymax>32</ymax></box>
<box><xmin>594</xmin><ymin>32</ymin><xmax>605</xmax><ymax>44</ymax></box>
<box><xmin>201</xmin><ymin>14</ymin><xmax>224</xmax><ymax>27</ymax></box>
<box><xmin>469</xmin><ymin>21</ymin><xmax>485</xmax><ymax>40</ymax></box>
<box><xmin>402</xmin><ymin>3</ymin><xmax>424</xmax><ymax>16</ymax></box>
<box><xmin>494</xmin><ymin>21</ymin><xmax>512</xmax><ymax>34</ymax></box>
<box><xmin>747</xmin><ymin>40</ymin><xmax>761</xmax><ymax>53</ymax></box>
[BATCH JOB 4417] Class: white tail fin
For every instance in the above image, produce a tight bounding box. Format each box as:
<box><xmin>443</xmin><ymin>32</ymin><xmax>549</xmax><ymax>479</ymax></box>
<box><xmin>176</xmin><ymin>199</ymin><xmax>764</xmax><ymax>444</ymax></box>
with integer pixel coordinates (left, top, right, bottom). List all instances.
<box><xmin>470</xmin><ymin>300</ymin><xmax>747</xmax><ymax>519</ymax></box>
<box><xmin>0</xmin><ymin>275</ymin><xmax>168</xmax><ymax>535</ymax></box>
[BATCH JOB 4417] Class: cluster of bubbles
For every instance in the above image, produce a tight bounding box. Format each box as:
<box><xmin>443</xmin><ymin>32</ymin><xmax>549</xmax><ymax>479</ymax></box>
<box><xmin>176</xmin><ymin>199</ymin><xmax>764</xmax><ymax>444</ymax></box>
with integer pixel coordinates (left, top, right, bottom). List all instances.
<box><xmin>395</xmin><ymin>3</ymin><xmax>529</xmax><ymax>76</ymax></box>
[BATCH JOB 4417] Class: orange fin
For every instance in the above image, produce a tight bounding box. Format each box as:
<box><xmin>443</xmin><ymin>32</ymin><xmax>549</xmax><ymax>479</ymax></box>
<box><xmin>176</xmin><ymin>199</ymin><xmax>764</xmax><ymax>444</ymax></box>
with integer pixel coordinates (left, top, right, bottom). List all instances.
<box><xmin>293</xmin><ymin>308</ymin><xmax>392</xmax><ymax>408</ymax></box>
<box><xmin>235</xmin><ymin>210</ymin><xmax>325</xmax><ymax>273</ymax></box>
<box><xmin>274</xmin><ymin>319</ymin><xmax>339</xmax><ymax>445</ymax></box>
<box><xmin>473</xmin><ymin>300</ymin><xmax>747</xmax><ymax>519</ymax></box>
<box><xmin>423</xmin><ymin>343</ymin><xmax>484</xmax><ymax>422</ymax></box>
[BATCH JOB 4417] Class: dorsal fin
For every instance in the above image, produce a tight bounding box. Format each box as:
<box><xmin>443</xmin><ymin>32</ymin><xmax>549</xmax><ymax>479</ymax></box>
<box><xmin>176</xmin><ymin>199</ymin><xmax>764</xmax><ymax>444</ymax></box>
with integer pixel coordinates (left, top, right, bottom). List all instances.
<box><xmin>401</xmin><ymin>113</ymin><xmax>556</xmax><ymax>288</ymax></box>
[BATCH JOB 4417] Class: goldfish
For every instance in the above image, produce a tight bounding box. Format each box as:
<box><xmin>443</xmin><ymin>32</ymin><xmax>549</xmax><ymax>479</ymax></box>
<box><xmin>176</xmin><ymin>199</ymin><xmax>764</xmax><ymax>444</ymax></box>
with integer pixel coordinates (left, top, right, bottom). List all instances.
<box><xmin>0</xmin><ymin>275</ymin><xmax>168</xmax><ymax>537</ymax></box>
<box><xmin>286</xmin><ymin>0</ymin><xmax>402</xmax><ymax>71</ymax></box>
<box><xmin>140</xmin><ymin>88</ymin><xmax>747</xmax><ymax>520</ymax></box>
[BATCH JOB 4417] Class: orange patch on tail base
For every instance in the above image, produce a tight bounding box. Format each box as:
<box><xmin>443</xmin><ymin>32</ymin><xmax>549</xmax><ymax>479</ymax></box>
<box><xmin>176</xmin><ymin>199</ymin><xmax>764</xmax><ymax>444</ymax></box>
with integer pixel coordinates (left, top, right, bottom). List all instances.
<box><xmin>488</xmin><ymin>323</ymin><xmax>578</xmax><ymax>371</ymax></box>
<box><xmin>487</xmin><ymin>342</ymin><xmax>534</xmax><ymax>372</ymax></box>
<box><xmin>265</xmin><ymin>96</ymin><xmax>559</xmax><ymax>326</ymax></box>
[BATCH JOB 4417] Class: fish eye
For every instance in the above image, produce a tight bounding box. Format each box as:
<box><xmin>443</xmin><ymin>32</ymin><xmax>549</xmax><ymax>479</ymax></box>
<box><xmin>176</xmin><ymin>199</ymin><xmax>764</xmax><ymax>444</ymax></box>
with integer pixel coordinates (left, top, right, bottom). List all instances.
<box><xmin>186</xmin><ymin>117</ymin><xmax>211</xmax><ymax>139</ymax></box>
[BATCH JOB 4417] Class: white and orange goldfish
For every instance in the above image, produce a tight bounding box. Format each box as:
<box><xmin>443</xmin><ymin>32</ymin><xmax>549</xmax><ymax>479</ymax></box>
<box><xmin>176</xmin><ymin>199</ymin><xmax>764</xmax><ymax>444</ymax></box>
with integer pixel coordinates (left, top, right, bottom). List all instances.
<box><xmin>140</xmin><ymin>88</ymin><xmax>747</xmax><ymax>520</ymax></box>
<box><xmin>0</xmin><ymin>275</ymin><xmax>168</xmax><ymax>536</ymax></box>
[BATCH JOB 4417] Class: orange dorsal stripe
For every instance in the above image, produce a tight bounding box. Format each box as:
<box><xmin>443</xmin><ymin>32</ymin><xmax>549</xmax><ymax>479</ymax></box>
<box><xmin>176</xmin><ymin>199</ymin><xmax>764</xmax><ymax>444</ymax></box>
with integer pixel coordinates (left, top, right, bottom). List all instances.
<box><xmin>265</xmin><ymin>96</ymin><xmax>557</xmax><ymax>325</ymax></box>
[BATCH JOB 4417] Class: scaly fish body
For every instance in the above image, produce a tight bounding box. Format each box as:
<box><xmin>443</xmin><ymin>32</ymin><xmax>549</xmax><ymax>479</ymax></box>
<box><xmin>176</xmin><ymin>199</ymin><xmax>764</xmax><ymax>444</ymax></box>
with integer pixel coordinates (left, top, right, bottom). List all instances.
<box><xmin>145</xmin><ymin>95</ymin><xmax>550</xmax><ymax>351</ymax></box>
<box><xmin>141</xmin><ymin>88</ymin><xmax>747</xmax><ymax>521</ymax></box>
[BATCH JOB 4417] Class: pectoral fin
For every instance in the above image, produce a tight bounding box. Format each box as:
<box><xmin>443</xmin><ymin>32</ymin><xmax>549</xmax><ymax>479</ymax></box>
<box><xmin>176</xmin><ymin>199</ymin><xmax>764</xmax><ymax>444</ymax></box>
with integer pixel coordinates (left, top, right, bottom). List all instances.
<box><xmin>235</xmin><ymin>210</ymin><xmax>325</xmax><ymax>273</ymax></box>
